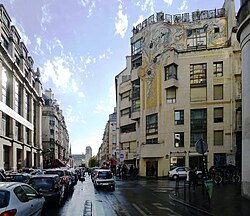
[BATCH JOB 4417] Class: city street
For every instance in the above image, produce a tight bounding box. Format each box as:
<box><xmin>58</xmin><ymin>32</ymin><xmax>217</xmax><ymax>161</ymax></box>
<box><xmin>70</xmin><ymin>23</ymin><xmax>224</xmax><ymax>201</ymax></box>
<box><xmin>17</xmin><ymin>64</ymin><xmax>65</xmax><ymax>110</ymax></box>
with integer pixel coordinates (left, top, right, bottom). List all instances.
<box><xmin>44</xmin><ymin>175</ymin><xmax>199</xmax><ymax>216</ymax></box>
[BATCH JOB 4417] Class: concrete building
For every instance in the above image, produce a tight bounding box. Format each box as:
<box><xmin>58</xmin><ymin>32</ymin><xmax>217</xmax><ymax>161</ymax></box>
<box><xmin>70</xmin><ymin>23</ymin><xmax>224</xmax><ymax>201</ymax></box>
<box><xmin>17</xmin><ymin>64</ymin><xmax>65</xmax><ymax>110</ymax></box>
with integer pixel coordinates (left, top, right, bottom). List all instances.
<box><xmin>115</xmin><ymin>0</ymin><xmax>241</xmax><ymax>177</ymax></box>
<box><xmin>72</xmin><ymin>154</ymin><xmax>85</xmax><ymax>167</ymax></box>
<box><xmin>236</xmin><ymin>0</ymin><xmax>250</xmax><ymax>200</ymax></box>
<box><xmin>0</xmin><ymin>5</ymin><xmax>44</xmax><ymax>171</ymax></box>
<box><xmin>42</xmin><ymin>89</ymin><xmax>71</xmax><ymax>168</ymax></box>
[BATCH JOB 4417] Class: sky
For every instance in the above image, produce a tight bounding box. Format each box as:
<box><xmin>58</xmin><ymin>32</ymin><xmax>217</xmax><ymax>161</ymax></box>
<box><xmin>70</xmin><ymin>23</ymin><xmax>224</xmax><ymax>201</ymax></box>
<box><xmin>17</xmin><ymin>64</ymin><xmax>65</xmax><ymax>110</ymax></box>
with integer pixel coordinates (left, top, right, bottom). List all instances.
<box><xmin>1</xmin><ymin>0</ymin><xmax>240</xmax><ymax>156</ymax></box>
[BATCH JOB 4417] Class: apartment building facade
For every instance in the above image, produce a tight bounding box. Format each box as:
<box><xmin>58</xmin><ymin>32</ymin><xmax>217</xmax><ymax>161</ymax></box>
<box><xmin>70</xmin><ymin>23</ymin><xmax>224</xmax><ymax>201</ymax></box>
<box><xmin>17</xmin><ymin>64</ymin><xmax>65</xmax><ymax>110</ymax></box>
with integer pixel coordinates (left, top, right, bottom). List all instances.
<box><xmin>42</xmin><ymin>89</ymin><xmax>71</xmax><ymax>168</ymax></box>
<box><xmin>0</xmin><ymin>5</ymin><xmax>43</xmax><ymax>171</ymax></box>
<box><xmin>116</xmin><ymin>0</ymin><xmax>241</xmax><ymax>177</ymax></box>
<box><xmin>97</xmin><ymin>109</ymin><xmax>117</xmax><ymax>171</ymax></box>
<box><xmin>237</xmin><ymin>0</ymin><xmax>250</xmax><ymax>200</ymax></box>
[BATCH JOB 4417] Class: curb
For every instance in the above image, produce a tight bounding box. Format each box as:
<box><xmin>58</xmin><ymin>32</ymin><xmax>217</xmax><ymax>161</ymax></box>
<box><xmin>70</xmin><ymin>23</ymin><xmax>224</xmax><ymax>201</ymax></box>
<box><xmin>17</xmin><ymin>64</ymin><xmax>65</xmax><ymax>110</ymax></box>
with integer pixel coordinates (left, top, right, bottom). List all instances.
<box><xmin>169</xmin><ymin>192</ymin><xmax>213</xmax><ymax>216</ymax></box>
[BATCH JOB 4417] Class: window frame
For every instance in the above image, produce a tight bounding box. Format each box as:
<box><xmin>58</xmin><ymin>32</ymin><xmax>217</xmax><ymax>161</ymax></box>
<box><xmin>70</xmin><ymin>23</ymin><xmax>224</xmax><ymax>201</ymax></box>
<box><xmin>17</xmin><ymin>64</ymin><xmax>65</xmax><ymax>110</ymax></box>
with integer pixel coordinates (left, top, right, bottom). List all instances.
<box><xmin>175</xmin><ymin>110</ymin><xmax>184</xmax><ymax>125</ymax></box>
<box><xmin>165</xmin><ymin>63</ymin><xmax>177</xmax><ymax>80</ymax></box>
<box><xmin>213</xmin><ymin>62</ymin><xmax>223</xmax><ymax>77</ymax></box>
<box><xmin>175</xmin><ymin>132</ymin><xmax>184</xmax><ymax>148</ymax></box>
<box><xmin>146</xmin><ymin>114</ymin><xmax>158</xmax><ymax>134</ymax></box>
<box><xmin>190</xmin><ymin>63</ymin><xmax>207</xmax><ymax>85</ymax></box>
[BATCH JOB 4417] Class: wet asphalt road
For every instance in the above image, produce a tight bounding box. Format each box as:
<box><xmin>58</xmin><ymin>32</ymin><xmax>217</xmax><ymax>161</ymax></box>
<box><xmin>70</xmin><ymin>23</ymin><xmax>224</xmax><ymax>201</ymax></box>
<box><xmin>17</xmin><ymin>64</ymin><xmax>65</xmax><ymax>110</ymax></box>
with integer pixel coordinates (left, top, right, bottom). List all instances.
<box><xmin>44</xmin><ymin>175</ymin><xmax>198</xmax><ymax>216</ymax></box>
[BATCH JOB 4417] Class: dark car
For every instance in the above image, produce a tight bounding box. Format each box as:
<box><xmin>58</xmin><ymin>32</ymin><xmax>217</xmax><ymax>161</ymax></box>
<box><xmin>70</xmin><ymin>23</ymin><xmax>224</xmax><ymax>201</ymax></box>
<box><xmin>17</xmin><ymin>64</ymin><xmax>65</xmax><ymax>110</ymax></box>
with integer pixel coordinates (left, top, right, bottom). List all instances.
<box><xmin>5</xmin><ymin>173</ymin><xmax>31</xmax><ymax>183</ymax></box>
<box><xmin>28</xmin><ymin>174</ymin><xmax>65</xmax><ymax>206</ymax></box>
<box><xmin>44</xmin><ymin>169</ymin><xmax>73</xmax><ymax>193</ymax></box>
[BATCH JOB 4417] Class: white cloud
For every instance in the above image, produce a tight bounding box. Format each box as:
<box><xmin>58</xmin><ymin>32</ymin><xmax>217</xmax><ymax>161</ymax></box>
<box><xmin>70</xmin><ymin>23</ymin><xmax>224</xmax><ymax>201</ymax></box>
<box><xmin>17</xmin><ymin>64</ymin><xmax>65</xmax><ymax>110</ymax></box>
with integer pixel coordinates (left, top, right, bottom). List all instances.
<box><xmin>163</xmin><ymin>0</ymin><xmax>173</xmax><ymax>6</ymax></box>
<box><xmin>41</xmin><ymin>57</ymin><xmax>72</xmax><ymax>92</ymax></box>
<box><xmin>79</xmin><ymin>0</ymin><xmax>96</xmax><ymax>18</ymax></box>
<box><xmin>115</xmin><ymin>3</ymin><xmax>128</xmax><ymax>38</ymax></box>
<box><xmin>94</xmin><ymin>84</ymin><xmax>116</xmax><ymax>114</ymax></box>
<box><xmin>136</xmin><ymin>0</ymin><xmax>154</xmax><ymax>13</ymax></box>
<box><xmin>133</xmin><ymin>15</ymin><xmax>145</xmax><ymax>27</ymax></box>
<box><xmin>78</xmin><ymin>92</ymin><xmax>85</xmax><ymax>98</ymax></box>
<box><xmin>41</xmin><ymin>3</ymin><xmax>52</xmax><ymax>31</ymax></box>
<box><xmin>178</xmin><ymin>0</ymin><xmax>188</xmax><ymax>11</ymax></box>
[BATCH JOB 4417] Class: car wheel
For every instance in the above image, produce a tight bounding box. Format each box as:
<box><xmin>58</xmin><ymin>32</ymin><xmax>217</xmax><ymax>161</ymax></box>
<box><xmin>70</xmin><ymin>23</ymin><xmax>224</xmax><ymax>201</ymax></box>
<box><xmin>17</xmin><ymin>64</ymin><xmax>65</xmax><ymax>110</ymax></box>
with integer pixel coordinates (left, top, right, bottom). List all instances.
<box><xmin>173</xmin><ymin>175</ymin><xmax>178</xmax><ymax>180</ymax></box>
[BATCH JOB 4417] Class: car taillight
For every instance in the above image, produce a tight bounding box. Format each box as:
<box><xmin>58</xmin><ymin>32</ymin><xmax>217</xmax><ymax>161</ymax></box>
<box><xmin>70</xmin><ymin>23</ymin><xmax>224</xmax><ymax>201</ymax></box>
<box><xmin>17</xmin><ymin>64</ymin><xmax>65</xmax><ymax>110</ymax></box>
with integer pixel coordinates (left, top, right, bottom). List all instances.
<box><xmin>62</xmin><ymin>177</ymin><xmax>68</xmax><ymax>181</ymax></box>
<box><xmin>0</xmin><ymin>209</ymin><xmax>17</xmax><ymax>216</ymax></box>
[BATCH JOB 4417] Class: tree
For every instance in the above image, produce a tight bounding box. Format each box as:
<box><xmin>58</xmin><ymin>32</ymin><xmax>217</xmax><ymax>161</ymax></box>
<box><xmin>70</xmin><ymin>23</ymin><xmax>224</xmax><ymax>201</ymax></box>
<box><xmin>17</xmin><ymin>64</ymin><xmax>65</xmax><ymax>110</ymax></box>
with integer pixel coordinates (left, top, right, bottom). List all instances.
<box><xmin>88</xmin><ymin>156</ymin><xmax>99</xmax><ymax>167</ymax></box>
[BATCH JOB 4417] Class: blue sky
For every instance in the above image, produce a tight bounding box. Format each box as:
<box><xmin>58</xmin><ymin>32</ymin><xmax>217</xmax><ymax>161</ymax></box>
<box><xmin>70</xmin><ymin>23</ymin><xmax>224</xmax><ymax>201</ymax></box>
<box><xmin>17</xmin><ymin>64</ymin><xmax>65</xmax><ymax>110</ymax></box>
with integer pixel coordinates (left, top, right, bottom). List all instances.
<box><xmin>1</xmin><ymin>0</ymin><xmax>240</xmax><ymax>156</ymax></box>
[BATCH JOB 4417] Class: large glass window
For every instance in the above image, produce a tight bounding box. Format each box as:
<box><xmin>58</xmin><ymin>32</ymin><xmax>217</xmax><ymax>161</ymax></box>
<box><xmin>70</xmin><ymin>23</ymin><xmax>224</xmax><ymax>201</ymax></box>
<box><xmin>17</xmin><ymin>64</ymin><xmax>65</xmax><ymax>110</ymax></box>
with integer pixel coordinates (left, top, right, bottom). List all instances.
<box><xmin>131</xmin><ymin>99</ymin><xmax>140</xmax><ymax>112</ymax></box>
<box><xmin>165</xmin><ymin>64</ymin><xmax>177</xmax><ymax>80</ymax></box>
<box><xmin>187</xmin><ymin>28</ymin><xmax>207</xmax><ymax>49</ymax></box>
<box><xmin>190</xmin><ymin>63</ymin><xmax>207</xmax><ymax>85</ymax></box>
<box><xmin>175</xmin><ymin>132</ymin><xmax>184</xmax><ymax>147</ymax></box>
<box><xmin>213</xmin><ymin>62</ymin><xmax>223</xmax><ymax>77</ymax></box>
<box><xmin>146</xmin><ymin>114</ymin><xmax>158</xmax><ymax>134</ymax></box>
<box><xmin>2</xmin><ymin>68</ymin><xmax>7</xmax><ymax>104</ymax></box>
<box><xmin>132</xmin><ymin>38</ymin><xmax>143</xmax><ymax>56</ymax></box>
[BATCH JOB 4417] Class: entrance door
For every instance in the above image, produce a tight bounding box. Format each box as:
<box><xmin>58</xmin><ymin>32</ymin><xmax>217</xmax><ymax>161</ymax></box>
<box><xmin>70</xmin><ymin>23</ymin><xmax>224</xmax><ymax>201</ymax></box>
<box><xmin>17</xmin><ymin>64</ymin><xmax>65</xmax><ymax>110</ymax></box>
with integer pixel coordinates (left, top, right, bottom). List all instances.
<box><xmin>146</xmin><ymin>161</ymin><xmax>158</xmax><ymax>177</ymax></box>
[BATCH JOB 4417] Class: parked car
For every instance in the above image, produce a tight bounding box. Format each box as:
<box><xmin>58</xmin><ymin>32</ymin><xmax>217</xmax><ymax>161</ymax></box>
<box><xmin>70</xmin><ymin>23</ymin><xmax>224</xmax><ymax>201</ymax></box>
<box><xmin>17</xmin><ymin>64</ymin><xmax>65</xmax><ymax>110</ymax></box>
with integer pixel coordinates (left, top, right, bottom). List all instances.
<box><xmin>0</xmin><ymin>182</ymin><xmax>45</xmax><ymax>216</ymax></box>
<box><xmin>28</xmin><ymin>174</ymin><xmax>65</xmax><ymax>206</ymax></box>
<box><xmin>44</xmin><ymin>169</ymin><xmax>73</xmax><ymax>193</ymax></box>
<box><xmin>93</xmin><ymin>169</ymin><xmax>115</xmax><ymax>190</ymax></box>
<box><xmin>168</xmin><ymin>166</ymin><xmax>202</xmax><ymax>180</ymax></box>
<box><xmin>5</xmin><ymin>173</ymin><xmax>31</xmax><ymax>183</ymax></box>
<box><xmin>0</xmin><ymin>172</ymin><xmax>6</xmax><ymax>182</ymax></box>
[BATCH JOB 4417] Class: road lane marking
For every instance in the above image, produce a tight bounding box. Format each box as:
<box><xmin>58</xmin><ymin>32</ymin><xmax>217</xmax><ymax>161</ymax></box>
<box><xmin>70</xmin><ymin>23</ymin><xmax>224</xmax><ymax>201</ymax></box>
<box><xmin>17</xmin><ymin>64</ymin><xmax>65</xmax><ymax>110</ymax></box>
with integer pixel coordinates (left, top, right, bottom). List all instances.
<box><xmin>132</xmin><ymin>203</ymin><xmax>148</xmax><ymax>216</ymax></box>
<box><xmin>152</xmin><ymin>203</ymin><xmax>181</xmax><ymax>216</ymax></box>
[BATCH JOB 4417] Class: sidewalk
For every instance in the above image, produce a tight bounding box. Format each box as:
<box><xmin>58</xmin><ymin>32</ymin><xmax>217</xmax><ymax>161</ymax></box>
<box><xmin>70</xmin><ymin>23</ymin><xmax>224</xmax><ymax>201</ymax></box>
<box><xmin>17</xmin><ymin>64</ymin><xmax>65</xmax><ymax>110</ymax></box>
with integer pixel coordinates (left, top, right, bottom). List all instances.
<box><xmin>169</xmin><ymin>181</ymin><xmax>250</xmax><ymax>216</ymax></box>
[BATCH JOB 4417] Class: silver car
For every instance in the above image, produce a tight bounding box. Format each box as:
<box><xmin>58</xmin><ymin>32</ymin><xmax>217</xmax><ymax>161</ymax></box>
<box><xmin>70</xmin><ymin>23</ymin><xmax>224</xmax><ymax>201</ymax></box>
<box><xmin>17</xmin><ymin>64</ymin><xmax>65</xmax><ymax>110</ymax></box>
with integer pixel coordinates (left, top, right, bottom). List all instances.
<box><xmin>93</xmin><ymin>169</ymin><xmax>115</xmax><ymax>190</ymax></box>
<box><xmin>0</xmin><ymin>182</ymin><xmax>45</xmax><ymax>216</ymax></box>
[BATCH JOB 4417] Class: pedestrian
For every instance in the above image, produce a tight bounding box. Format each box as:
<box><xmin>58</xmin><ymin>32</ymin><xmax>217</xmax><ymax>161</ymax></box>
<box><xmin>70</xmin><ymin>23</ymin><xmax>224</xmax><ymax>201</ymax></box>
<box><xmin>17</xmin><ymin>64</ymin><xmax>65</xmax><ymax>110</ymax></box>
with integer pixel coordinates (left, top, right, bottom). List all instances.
<box><xmin>129</xmin><ymin>165</ymin><xmax>134</xmax><ymax>179</ymax></box>
<box><xmin>188</xmin><ymin>167</ymin><xmax>197</xmax><ymax>190</ymax></box>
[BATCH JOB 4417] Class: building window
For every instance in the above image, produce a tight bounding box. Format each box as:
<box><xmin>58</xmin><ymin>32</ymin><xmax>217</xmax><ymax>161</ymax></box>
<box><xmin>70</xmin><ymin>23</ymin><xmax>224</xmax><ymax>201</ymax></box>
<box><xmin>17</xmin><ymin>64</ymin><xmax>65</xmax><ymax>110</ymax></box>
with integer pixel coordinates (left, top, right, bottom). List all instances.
<box><xmin>2</xmin><ymin>68</ymin><xmax>7</xmax><ymax>104</ymax></box>
<box><xmin>121</xmin><ymin>108</ymin><xmax>130</xmax><ymax>116</ymax></box>
<box><xmin>214</xmin><ymin>130</ymin><xmax>223</xmax><ymax>146</ymax></box>
<box><xmin>175</xmin><ymin>110</ymin><xmax>184</xmax><ymax>125</ymax></box>
<box><xmin>131</xmin><ymin>99</ymin><xmax>140</xmax><ymax>112</ymax></box>
<box><xmin>1</xmin><ymin>114</ymin><xmax>6</xmax><ymax>136</ymax></box>
<box><xmin>191</xmin><ymin>109</ymin><xmax>207</xmax><ymax>125</ymax></box>
<box><xmin>14</xmin><ymin>80</ymin><xmax>22</xmax><ymax>114</ymax></box>
<box><xmin>166</xmin><ymin>87</ymin><xmax>176</xmax><ymax>103</ymax></box>
<box><xmin>175</xmin><ymin>132</ymin><xmax>184</xmax><ymax>147</ymax></box>
<box><xmin>213</xmin><ymin>62</ymin><xmax>223</xmax><ymax>77</ymax></box>
<box><xmin>165</xmin><ymin>64</ymin><xmax>177</xmax><ymax>80</ymax></box>
<box><xmin>121</xmin><ymin>90</ymin><xmax>130</xmax><ymax>100</ymax></box>
<box><xmin>190</xmin><ymin>63</ymin><xmax>207</xmax><ymax>85</ymax></box>
<box><xmin>146</xmin><ymin>114</ymin><xmax>158</xmax><ymax>134</ymax></box>
<box><xmin>146</xmin><ymin>138</ymin><xmax>158</xmax><ymax>144</ymax></box>
<box><xmin>15</xmin><ymin>55</ymin><xmax>20</xmax><ymax>66</ymax></box>
<box><xmin>187</xmin><ymin>28</ymin><xmax>207</xmax><ymax>49</ymax></box>
<box><xmin>132</xmin><ymin>57</ymin><xmax>142</xmax><ymax>69</ymax></box>
<box><xmin>132</xmin><ymin>38</ymin><xmax>143</xmax><ymax>56</ymax></box>
<box><xmin>15</xmin><ymin>121</ymin><xmax>21</xmax><ymax>141</ymax></box>
<box><xmin>2</xmin><ymin>35</ymin><xmax>9</xmax><ymax>50</ymax></box>
<box><xmin>132</xmin><ymin>79</ymin><xmax>140</xmax><ymax>99</ymax></box>
<box><xmin>214</xmin><ymin>85</ymin><xmax>223</xmax><ymax>100</ymax></box>
<box><xmin>214</xmin><ymin>108</ymin><xmax>223</xmax><ymax>123</ymax></box>
<box><xmin>190</xmin><ymin>132</ymin><xmax>207</xmax><ymax>147</ymax></box>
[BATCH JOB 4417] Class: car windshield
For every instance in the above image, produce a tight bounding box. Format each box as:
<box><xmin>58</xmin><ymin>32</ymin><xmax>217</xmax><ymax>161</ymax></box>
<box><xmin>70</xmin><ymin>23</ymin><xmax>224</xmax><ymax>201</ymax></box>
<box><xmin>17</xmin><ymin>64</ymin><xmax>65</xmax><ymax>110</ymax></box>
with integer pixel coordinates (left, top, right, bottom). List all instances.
<box><xmin>98</xmin><ymin>171</ymin><xmax>112</xmax><ymax>179</ymax></box>
<box><xmin>45</xmin><ymin>170</ymin><xmax>64</xmax><ymax>177</ymax></box>
<box><xmin>0</xmin><ymin>191</ymin><xmax>9</xmax><ymax>208</ymax></box>
<box><xmin>29</xmin><ymin>178</ymin><xmax>54</xmax><ymax>190</ymax></box>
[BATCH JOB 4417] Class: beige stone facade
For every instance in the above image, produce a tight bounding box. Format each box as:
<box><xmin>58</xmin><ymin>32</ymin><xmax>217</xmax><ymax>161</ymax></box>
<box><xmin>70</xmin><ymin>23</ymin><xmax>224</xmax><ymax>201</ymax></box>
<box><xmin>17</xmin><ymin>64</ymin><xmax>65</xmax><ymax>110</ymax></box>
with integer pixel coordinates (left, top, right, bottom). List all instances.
<box><xmin>42</xmin><ymin>89</ymin><xmax>71</xmax><ymax>168</ymax></box>
<box><xmin>0</xmin><ymin>4</ymin><xmax>43</xmax><ymax>171</ymax></box>
<box><xmin>116</xmin><ymin>0</ymin><xmax>241</xmax><ymax>177</ymax></box>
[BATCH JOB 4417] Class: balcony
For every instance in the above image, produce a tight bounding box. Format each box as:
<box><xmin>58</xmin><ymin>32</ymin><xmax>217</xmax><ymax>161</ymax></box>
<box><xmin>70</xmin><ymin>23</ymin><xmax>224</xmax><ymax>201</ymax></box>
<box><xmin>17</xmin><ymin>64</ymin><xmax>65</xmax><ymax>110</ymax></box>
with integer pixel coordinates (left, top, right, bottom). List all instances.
<box><xmin>164</xmin><ymin>78</ymin><xmax>179</xmax><ymax>89</ymax></box>
<box><xmin>120</xmin><ymin>131</ymin><xmax>137</xmax><ymax>143</ymax></box>
<box><xmin>140</xmin><ymin>143</ymin><xmax>165</xmax><ymax>158</ymax></box>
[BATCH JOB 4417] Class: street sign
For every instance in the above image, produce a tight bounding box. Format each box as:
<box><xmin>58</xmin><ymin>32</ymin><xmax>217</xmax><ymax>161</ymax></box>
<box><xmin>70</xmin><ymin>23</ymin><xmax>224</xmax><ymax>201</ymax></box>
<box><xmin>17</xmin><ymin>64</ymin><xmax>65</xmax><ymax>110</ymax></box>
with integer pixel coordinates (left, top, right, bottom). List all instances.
<box><xmin>120</xmin><ymin>153</ymin><xmax>124</xmax><ymax>159</ymax></box>
<box><xmin>195</xmin><ymin>138</ymin><xmax>208</xmax><ymax>154</ymax></box>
